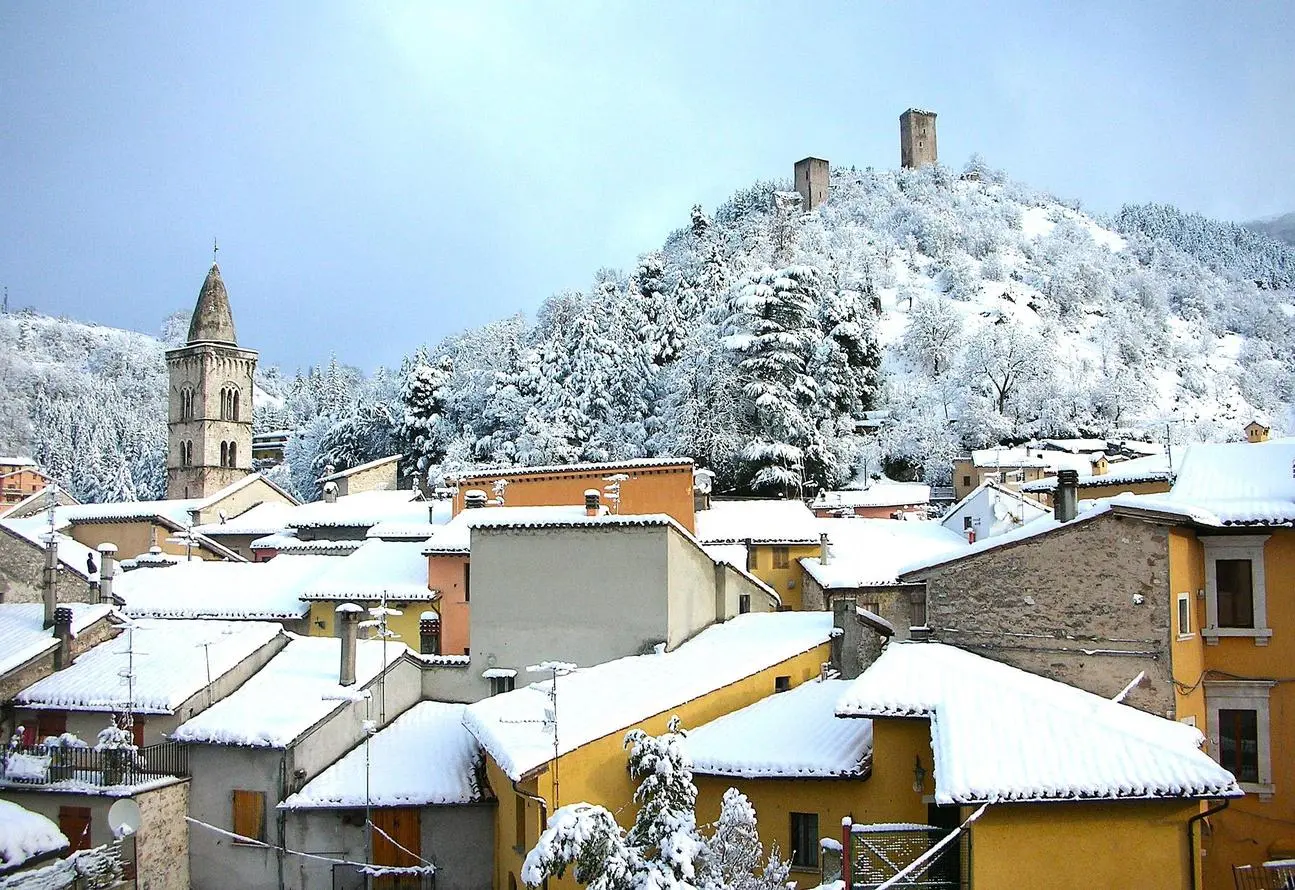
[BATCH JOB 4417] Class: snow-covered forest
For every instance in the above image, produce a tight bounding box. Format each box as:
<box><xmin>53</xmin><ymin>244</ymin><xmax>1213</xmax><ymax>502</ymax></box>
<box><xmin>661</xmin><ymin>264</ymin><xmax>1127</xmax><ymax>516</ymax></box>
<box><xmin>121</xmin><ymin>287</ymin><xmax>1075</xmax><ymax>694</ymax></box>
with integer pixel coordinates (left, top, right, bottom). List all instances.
<box><xmin>5</xmin><ymin>160</ymin><xmax>1294</xmax><ymax>502</ymax></box>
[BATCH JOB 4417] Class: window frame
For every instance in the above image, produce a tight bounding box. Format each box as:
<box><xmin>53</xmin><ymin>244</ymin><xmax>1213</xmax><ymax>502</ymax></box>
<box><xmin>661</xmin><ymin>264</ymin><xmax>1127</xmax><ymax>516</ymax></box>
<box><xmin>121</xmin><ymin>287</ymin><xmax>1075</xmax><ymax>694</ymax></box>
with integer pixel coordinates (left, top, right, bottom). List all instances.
<box><xmin>1176</xmin><ymin>592</ymin><xmax>1194</xmax><ymax>640</ymax></box>
<box><xmin>1201</xmin><ymin>535</ymin><xmax>1271</xmax><ymax>644</ymax></box>
<box><xmin>789</xmin><ymin>811</ymin><xmax>819</xmax><ymax>870</ymax></box>
<box><xmin>1205</xmin><ymin>679</ymin><xmax>1275</xmax><ymax>797</ymax></box>
<box><xmin>772</xmin><ymin>546</ymin><xmax>790</xmax><ymax>569</ymax></box>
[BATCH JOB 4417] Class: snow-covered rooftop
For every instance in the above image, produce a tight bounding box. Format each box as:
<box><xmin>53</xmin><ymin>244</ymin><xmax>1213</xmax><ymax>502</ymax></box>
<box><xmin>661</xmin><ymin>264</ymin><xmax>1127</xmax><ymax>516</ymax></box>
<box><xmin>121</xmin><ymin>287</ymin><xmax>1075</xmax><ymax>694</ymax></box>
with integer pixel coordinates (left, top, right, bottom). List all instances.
<box><xmin>299</xmin><ymin>539</ymin><xmax>433</xmax><ymax>601</ymax></box>
<box><xmin>16</xmin><ymin>619</ymin><xmax>282</xmax><ymax>714</ymax></box>
<box><xmin>52</xmin><ymin>499</ymin><xmax>199</xmax><ymax>527</ymax></box>
<box><xmin>0</xmin><ymin>604</ymin><xmax>116</xmax><ymax>679</ymax></box>
<box><xmin>288</xmin><ymin>490</ymin><xmax>427</xmax><ymax>530</ymax></box>
<box><xmin>685</xmin><ymin>678</ymin><xmax>871</xmax><ymax>779</ymax></box>
<box><xmin>280</xmin><ymin>701</ymin><xmax>481</xmax><ymax>809</ymax></box>
<box><xmin>422</xmin><ymin>505</ymin><xmax>639</xmax><ymax>554</ymax></box>
<box><xmin>172</xmin><ymin>635</ymin><xmax>409</xmax><ymax>747</ymax></box>
<box><xmin>116</xmin><ymin>555</ymin><xmax>335</xmax><ymax>620</ymax></box>
<box><xmin>1115</xmin><ymin>441</ymin><xmax>1295</xmax><ymax>527</ymax></box>
<box><xmin>836</xmin><ymin>642</ymin><xmax>1240</xmax><ymax>804</ymax></box>
<box><xmin>191</xmin><ymin>501</ymin><xmax>298</xmax><ymax>537</ymax></box>
<box><xmin>803</xmin><ymin>519</ymin><xmax>966</xmax><ymax>589</ymax></box>
<box><xmin>694</xmin><ymin>499</ymin><xmax>820</xmax><ymax>545</ymax></box>
<box><xmin>249</xmin><ymin>532</ymin><xmax>364</xmax><ymax>554</ymax></box>
<box><xmin>463</xmin><ymin>612</ymin><xmax>835</xmax><ymax>781</ymax></box>
<box><xmin>0</xmin><ymin>799</ymin><xmax>67</xmax><ymax>870</ymax></box>
<box><xmin>317</xmin><ymin>454</ymin><xmax>401</xmax><ymax>482</ymax></box>
<box><xmin>812</xmin><ymin>483</ymin><xmax>931</xmax><ymax>510</ymax></box>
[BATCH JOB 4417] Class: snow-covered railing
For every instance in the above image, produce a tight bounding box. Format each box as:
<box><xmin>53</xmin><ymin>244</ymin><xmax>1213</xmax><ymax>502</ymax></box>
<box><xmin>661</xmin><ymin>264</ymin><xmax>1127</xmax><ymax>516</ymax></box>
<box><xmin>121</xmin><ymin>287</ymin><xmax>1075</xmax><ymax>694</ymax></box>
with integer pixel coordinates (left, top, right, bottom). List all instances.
<box><xmin>1</xmin><ymin>740</ymin><xmax>188</xmax><ymax>787</ymax></box>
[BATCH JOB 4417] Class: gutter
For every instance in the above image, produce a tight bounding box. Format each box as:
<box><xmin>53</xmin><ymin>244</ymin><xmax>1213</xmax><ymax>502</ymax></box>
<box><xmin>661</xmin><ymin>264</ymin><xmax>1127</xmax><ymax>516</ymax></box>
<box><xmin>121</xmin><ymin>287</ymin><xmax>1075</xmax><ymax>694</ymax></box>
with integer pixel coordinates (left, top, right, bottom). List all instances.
<box><xmin>1187</xmin><ymin>798</ymin><xmax>1229</xmax><ymax>890</ymax></box>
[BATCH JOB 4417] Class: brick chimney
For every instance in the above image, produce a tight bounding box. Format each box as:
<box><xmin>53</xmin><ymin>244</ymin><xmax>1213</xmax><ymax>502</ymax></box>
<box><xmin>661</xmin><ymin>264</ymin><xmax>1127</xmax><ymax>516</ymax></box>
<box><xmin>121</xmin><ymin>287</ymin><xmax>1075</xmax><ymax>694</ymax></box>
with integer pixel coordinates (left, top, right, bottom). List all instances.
<box><xmin>53</xmin><ymin>606</ymin><xmax>74</xmax><ymax>670</ymax></box>
<box><xmin>336</xmin><ymin>603</ymin><xmax>363</xmax><ymax>686</ymax></box>
<box><xmin>584</xmin><ymin>489</ymin><xmax>601</xmax><ymax>517</ymax></box>
<box><xmin>1055</xmin><ymin>469</ymin><xmax>1079</xmax><ymax>523</ymax></box>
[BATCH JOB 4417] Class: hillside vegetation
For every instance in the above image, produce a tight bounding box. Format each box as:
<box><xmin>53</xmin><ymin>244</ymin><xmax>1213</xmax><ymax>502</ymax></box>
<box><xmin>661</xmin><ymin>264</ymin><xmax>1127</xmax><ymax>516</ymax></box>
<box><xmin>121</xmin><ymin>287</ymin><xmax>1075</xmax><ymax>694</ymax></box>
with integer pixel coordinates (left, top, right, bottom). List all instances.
<box><xmin>5</xmin><ymin>160</ymin><xmax>1293</xmax><ymax>502</ymax></box>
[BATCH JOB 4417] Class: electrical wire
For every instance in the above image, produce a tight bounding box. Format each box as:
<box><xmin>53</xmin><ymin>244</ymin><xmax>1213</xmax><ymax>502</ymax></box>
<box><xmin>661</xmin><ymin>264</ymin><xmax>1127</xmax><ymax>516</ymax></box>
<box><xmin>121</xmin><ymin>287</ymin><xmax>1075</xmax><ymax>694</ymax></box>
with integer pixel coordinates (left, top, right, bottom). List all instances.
<box><xmin>185</xmin><ymin>817</ymin><xmax>434</xmax><ymax>875</ymax></box>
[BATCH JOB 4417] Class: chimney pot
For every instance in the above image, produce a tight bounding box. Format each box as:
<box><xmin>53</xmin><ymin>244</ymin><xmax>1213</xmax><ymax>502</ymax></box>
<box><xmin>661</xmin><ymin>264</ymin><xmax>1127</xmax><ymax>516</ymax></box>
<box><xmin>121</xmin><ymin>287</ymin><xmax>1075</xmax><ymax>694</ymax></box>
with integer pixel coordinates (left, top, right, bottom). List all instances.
<box><xmin>819</xmin><ymin>531</ymin><xmax>831</xmax><ymax>565</ymax></box>
<box><xmin>335</xmin><ymin>603</ymin><xmax>362</xmax><ymax>686</ymax></box>
<box><xmin>464</xmin><ymin>490</ymin><xmax>488</xmax><ymax>510</ymax></box>
<box><xmin>584</xmin><ymin>489</ymin><xmax>601</xmax><ymax>517</ymax></box>
<box><xmin>1055</xmin><ymin>469</ymin><xmax>1079</xmax><ymax>523</ymax></box>
<box><xmin>54</xmin><ymin>606</ymin><xmax>74</xmax><ymax>670</ymax></box>
<box><xmin>322</xmin><ymin>481</ymin><xmax>339</xmax><ymax>504</ymax></box>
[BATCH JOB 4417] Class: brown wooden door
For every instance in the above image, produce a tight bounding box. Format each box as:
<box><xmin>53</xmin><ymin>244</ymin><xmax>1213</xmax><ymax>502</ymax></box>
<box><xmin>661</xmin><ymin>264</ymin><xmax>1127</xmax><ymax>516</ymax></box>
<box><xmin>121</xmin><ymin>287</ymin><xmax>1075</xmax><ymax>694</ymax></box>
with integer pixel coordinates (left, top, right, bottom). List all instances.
<box><xmin>371</xmin><ymin>808</ymin><xmax>421</xmax><ymax>867</ymax></box>
<box><xmin>37</xmin><ymin>711</ymin><xmax>67</xmax><ymax>741</ymax></box>
<box><xmin>59</xmin><ymin>806</ymin><xmax>92</xmax><ymax>852</ymax></box>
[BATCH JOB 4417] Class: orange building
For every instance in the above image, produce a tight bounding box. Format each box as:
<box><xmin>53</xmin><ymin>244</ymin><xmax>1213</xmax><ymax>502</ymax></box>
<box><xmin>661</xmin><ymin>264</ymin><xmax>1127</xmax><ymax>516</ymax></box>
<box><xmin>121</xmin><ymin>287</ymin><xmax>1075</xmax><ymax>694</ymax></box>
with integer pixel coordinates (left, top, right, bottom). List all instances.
<box><xmin>450</xmin><ymin>457</ymin><xmax>696</xmax><ymax>532</ymax></box>
<box><xmin>0</xmin><ymin>458</ymin><xmax>47</xmax><ymax>507</ymax></box>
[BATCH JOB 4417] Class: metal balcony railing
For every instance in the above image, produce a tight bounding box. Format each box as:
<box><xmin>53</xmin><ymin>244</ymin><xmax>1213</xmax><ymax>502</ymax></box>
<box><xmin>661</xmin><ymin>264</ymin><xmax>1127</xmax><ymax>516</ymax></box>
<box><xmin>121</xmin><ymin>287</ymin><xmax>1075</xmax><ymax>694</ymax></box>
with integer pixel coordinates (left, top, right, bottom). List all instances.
<box><xmin>2</xmin><ymin>740</ymin><xmax>189</xmax><ymax>787</ymax></box>
<box><xmin>1235</xmin><ymin>862</ymin><xmax>1295</xmax><ymax>890</ymax></box>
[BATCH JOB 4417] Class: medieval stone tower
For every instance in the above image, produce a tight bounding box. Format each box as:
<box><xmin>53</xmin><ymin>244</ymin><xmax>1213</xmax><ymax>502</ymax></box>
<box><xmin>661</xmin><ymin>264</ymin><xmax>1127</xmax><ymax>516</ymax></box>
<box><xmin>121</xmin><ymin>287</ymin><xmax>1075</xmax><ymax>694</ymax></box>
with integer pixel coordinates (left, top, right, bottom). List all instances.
<box><xmin>165</xmin><ymin>263</ymin><xmax>258</xmax><ymax>500</ymax></box>
<box><xmin>794</xmin><ymin>157</ymin><xmax>829</xmax><ymax>211</ymax></box>
<box><xmin>900</xmin><ymin>108</ymin><xmax>938</xmax><ymax>169</ymax></box>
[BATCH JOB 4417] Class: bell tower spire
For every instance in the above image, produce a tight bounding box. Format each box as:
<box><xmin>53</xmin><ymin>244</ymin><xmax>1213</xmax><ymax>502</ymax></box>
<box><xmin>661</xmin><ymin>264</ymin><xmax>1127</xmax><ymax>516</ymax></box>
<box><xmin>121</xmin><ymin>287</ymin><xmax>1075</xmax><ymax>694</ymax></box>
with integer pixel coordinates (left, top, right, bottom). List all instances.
<box><xmin>165</xmin><ymin>253</ymin><xmax>258</xmax><ymax>500</ymax></box>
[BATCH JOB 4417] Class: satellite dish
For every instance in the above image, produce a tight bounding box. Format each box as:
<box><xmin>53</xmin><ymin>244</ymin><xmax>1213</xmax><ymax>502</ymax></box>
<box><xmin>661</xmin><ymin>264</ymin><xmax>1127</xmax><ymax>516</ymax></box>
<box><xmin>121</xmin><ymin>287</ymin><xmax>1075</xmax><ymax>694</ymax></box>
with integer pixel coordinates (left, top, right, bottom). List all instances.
<box><xmin>107</xmin><ymin>799</ymin><xmax>142</xmax><ymax>839</ymax></box>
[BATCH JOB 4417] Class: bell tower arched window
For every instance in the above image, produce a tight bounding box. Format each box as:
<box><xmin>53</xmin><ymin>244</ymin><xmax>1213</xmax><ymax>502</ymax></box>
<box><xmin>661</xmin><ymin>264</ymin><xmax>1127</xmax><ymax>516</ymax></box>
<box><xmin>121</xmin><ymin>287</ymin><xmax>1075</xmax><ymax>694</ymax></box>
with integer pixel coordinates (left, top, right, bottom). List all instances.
<box><xmin>179</xmin><ymin>388</ymin><xmax>195</xmax><ymax>421</ymax></box>
<box><xmin>228</xmin><ymin>440</ymin><xmax>237</xmax><ymax>467</ymax></box>
<box><xmin>220</xmin><ymin>441</ymin><xmax>229</xmax><ymax>467</ymax></box>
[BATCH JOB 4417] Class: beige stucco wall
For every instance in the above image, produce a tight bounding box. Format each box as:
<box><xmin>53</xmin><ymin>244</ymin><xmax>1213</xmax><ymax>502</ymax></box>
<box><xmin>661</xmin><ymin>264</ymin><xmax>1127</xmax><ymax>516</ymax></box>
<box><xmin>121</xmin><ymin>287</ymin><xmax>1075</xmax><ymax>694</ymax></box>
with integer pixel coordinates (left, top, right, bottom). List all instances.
<box><xmin>666</xmin><ymin>528</ymin><xmax>724</xmax><ymax>648</ymax></box>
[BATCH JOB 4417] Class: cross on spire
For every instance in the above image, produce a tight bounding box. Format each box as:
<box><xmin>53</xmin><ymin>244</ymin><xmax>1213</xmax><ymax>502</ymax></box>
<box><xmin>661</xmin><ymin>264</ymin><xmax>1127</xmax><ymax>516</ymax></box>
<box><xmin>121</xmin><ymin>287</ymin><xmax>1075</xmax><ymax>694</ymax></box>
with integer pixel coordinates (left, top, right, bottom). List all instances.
<box><xmin>212</xmin><ymin>237</ymin><xmax>219</xmax><ymax>264</ymax></box>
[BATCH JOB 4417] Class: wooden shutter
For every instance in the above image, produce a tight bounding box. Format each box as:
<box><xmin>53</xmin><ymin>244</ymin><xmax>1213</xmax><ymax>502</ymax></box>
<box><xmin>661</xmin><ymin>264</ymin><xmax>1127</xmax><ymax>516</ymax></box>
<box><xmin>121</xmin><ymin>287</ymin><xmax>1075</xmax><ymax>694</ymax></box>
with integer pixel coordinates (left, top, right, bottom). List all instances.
<box><xmin>131</xmin><ymin>716</ymin><xmax>145</xmax><ymax>747</ymax></box>
<box><xmin>59</xmin><ymin>806</ymin><xmax>92</xmax><ymax>853</ymax></box>
<box><xmin>232</xmin><ymin>790</ymin><xmax>266</xmax><ymax>842</ymax></box>
<box><xmin>371</xmin><ymin>808</ymin><xmax>421</xmax><ymax>867</ymax></box>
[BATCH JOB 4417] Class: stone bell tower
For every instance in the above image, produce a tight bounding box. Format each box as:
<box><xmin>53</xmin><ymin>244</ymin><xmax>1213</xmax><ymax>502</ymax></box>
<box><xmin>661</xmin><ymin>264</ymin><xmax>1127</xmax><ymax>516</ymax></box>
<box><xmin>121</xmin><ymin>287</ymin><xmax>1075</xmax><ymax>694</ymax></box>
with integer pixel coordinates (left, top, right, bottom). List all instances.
<box><xmin>165</xmin><ymin>261</ymin><xmax>258</xmax><ymax>500</ymax></box>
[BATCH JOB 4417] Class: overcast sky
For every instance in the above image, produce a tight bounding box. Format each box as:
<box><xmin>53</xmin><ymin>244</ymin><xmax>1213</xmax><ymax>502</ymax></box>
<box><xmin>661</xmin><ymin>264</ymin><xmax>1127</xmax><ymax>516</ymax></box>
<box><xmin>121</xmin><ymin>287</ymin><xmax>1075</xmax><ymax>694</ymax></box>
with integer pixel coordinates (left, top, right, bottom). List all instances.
<box><xmin>2</xmin><ymin>2</ymin><xmax>1292</xmax><ymax>371</ymax></box>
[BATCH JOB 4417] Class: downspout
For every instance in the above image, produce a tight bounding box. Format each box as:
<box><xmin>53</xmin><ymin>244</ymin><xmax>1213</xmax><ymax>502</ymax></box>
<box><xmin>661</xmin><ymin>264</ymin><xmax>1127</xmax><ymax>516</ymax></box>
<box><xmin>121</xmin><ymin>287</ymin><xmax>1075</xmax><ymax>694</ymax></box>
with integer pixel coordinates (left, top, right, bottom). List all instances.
<box><xmin>1187</xmin><ymin>799</ymin><xmax>1229</xmax><ymax>890</ymax></box>
<box><xmin>513</xmin><ymin>781</ymin><xmax>549</xmax><ymax>890</ymax></box>
<box><xmin>278</xmin><ymin>751</ymin><xmax>288</xmax><ymax>890</ymax></box>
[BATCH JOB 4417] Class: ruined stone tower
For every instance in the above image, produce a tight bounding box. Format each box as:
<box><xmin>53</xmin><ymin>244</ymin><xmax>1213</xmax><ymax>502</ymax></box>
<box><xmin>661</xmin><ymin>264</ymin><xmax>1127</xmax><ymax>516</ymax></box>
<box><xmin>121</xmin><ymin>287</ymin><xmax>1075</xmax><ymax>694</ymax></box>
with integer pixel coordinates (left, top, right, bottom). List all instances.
<box><xmin>794</xmin><ymin>157</ymin><xmax>829</xmax><ymax>211</ymax></box>
<box><xmin>900</xmin><ymin>108</ymin><xmax>938</xmax><ymax>169</ymax></box>
<box><xmin>165</xmin><ymin>263</ymin><xmax>257</xmax><ymax>500</ymax></box>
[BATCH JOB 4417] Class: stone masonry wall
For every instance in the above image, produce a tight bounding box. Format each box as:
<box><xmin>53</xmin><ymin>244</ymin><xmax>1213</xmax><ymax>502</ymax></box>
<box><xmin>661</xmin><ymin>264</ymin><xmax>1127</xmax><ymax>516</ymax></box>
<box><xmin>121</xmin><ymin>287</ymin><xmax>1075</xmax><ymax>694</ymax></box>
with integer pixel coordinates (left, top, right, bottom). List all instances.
<box><xmin>908</xmin><ymin>511</ymin><xmax>1174</xmax><ymax>715</ymax></box>
<box><xmin>0</xmin><ymin>526</ymin><xmax>96</xmax><ymax>606</ymax></box>
<box><xmin>136</xmin><ymin>779</ymin><xmax>191</xmax><ymax>890</ymax></box>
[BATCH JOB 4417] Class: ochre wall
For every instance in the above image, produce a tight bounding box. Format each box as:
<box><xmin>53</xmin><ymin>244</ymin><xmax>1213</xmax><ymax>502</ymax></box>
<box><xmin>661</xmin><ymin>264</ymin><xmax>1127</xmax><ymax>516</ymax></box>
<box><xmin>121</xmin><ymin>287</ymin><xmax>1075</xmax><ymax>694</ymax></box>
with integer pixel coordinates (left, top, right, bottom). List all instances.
<box><xmin>307</xmin><ymin>599</ymin><xmax>427</xmax><ymax>650</ymax></box>
<box><xmin>454</xmin><ymin>463</ymin><xmax>696</xmax><ymax>533</ymax></box>
<box><xmin>68</xmin><ymin>520</ymin><xmax>224</xmax><ymax>562</ymax></box>
<box><xmin>746</xmin><ymin>544</ymin><xmax>820</xmax><ymax>610</ymax></box>
<box><xmin>969</xmin><ymin>799</ymin><xmax>1198</xmax><ymax>890</ymax></box>
<box><xmin>1</xmin><ymin>468</ymin><xmax>46</xmax><ymax>505</ymax></box>
<box><xmin>428</xmin><ymin>555</ymin><xmax>470</xmax><ymax>656</ymax></box>
<box><xmin>488</xmin><ymin>640</ymin><xmax>833</xmax><ymax>890</ymax></box>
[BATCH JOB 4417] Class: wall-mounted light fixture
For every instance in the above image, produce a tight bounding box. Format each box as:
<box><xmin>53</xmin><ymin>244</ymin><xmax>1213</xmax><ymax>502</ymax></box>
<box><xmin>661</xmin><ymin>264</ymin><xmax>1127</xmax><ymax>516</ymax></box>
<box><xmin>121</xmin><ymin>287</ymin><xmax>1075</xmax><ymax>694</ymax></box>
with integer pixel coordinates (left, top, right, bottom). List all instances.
<box><xmin>913</xmin><ymin>755</ymin><xmax>927</xmax><ymax>793</ymax></box>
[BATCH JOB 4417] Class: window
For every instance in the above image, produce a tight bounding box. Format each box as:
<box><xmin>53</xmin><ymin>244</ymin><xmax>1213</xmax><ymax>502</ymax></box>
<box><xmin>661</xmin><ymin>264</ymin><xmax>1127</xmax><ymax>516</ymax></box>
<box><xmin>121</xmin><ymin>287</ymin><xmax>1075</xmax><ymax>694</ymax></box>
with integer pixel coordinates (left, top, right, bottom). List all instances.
<box><xmin>179</xmin><ymin>388</ymin><xmax>195</xmax><ymax>421</ymax></box>
<box><xmin>220</xmin><ymin>441</ymin><xmax>229</xmax><ymax>468</ymax></box>
<box><xmin>1176</xmin><ymin>593</ymin><xmax>1193</xmax><ymax>639</ymax></box>
<box><xmin>1202</xmin><ymin>536</ymin><xmax>1270</xmax><ymax>643</ymax></box>
<box><xmin>490</xmin><ymin>675</ymin><xmax>516</xmax><ymax>696</ymax></box>
<box><xmin>1206</xmin><ymin>680</ymin><xmax>1274</xmax><ymax>795</ymax></box>
<box><xmin>1219</xmin><ymin>709</ymin><xmax>1259</xmax><ymax>784</ymax></box>
<box><xmin>232</xmin><ymin>789</ymin><xmax>266</xmax><ymax>843</ymax></box>
<box><xmin>739</xmin><ymin>594</ymin><xmax>751</xmax><ymax>614</ymax></box>
<box><xmin>775</xmin><ymin>675</ymin><xmax>791</xmax><ymax>693</ymax></box>
<box><xmin>36</xmin><ymin>711</ymin><xmax>67</xmax><ymax>742</ymax></box>
<box><xmin>789</xmin><ymin>812</ymin><xmax>819</xmax><ymax>869</ymax></box>
<box><xmin>228</xmin><ymin>440</ymin><xmax>237</xmax><ymax>468</ymax></box>
<box><xmin>1216</xmin><ymin>559</ymin><xmax>1253</xmax><ymax>627</ymax></box>
<box><xmin>59</xmin><ymin>806</ymin><xmax>92</xmax><ymax>853</ymax></box>
<box><xmin>463</xmin><ymin>563</ymin><xmax>471</xmax><ymax>603</ymax></box>
<box><xmin>420</xmin><ymin>622</ymin><xmax>440</xmax><ymax>656</ymax></box>
<box><xmin>962</xmin><ymin>475</ymin><xmax>971</xmax><ymax>487</ymax></box>
<box><xmin>773</xmin><ymin>547</ymin><xmax>789</xmax><ymax>569</ymax></box>
<box><xmin>746</xmin><ymin>547</ymin><xmax>758</xmax><ymax>571</ymax></box>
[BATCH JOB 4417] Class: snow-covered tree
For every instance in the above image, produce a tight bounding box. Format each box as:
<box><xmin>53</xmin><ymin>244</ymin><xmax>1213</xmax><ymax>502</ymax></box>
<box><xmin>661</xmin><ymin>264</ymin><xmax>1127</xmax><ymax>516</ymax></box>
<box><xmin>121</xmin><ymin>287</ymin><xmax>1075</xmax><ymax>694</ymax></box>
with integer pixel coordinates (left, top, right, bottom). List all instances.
<box><xmin>698</xmin><ymin>789</ymin><xmax>790</xmax><ymax>890</ymax></box>
<box><xmin>901</xmin><ymin>296</ymin><xmax>962</xmax><ymax>376</ymax></box>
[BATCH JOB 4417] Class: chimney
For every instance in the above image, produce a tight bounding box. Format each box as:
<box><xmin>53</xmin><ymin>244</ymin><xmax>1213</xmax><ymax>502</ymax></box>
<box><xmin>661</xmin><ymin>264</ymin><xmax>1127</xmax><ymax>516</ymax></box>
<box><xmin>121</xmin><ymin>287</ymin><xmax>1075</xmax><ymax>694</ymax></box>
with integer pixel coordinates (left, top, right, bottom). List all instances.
<box><xmin>97</xmin><ymin>543</ymin><xmax>118</xmax><ymax>604</ymax></box>
<box><xmin>53</xmin><ymin>606</ymin><xmax>74</xmax><ymax>670</ymax></box>
<box><xmin>584</xmin><ymin>489</ymin><xmax>601</xmax><ymax>517</ymax></box>
<box><xmin>42</xmin><ymin>527</ymin><xmax>58</xmax><ymax>629</ymax></box>
<box><xmin>336</xmin><ymin>603</ymin><xmax>362</xmax><ymax>686</ymax></box>
<box><xmin>322</xmin><ymin>481</ymin><xmax>339</xmax><ymax>504</ymax></box>
<box><xmin>1055</xmin><ymin>469</ymin><xmax>1079</xmax><ymax>523</ymax></box>
<box><xmin>463</xmin><ymin>489</ymin><xmax>488</xmax><ymax>510</ymax></box>
<box><xmin>830</xmin><ymin>597</ymin><xmax>865</xmax><ymax>680</ymax></box>
<box><xmin>819</xmin><ymin>532</ymin><xmax>831</xmax><ymax>565</ymax></box>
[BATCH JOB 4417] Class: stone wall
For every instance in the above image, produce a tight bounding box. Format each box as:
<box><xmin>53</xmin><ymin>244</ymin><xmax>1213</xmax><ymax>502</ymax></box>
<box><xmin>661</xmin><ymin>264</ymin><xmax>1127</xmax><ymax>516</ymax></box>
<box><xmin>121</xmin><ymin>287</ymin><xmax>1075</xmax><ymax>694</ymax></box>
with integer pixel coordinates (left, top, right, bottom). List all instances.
<box><xmin>0</xmin><ymin>616</ymin><xmax>118</xmax><ymax>705</ymax></box>
<box><xmin>0</xmin><ymin>526</ymin><xmax>96</xmax><ymax>606</ymax></box>
<box><xmin>905</xmin><ymin>511</ymin><xmax>1174</xmax><ymax>714</ymax></box>
<box><xmin>137</xmin><ymin>779</ymin><xmax>191</xmax><ymax>890</ymax></box>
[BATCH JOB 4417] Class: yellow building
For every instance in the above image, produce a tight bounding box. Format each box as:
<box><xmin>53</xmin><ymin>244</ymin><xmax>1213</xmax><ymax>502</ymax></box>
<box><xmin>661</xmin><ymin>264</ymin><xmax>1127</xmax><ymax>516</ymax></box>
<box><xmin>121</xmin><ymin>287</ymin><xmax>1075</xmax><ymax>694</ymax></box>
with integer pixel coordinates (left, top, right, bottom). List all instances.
<box><xmin>1139</xmin><ymin>441</ymin><xmax>1295</xmax><ymax>887</ymax></box>
<box><xmin>681</xmin><ymin>640</ymin><xmax>1240</xmax><ymax>890</ymax></box>
<box><xmin>694</xmin><ymin>499</ymin><xmax>822</xmax><ymax>609</ymax></box>
<box><xmin>299</xmin><ymin>538</ymin><xmax>436</xmax><ymax>648</ymax></box>
<box><xmin>461</xmin><ymin>611</ymin><xmax>836</xmax><ymax>890</ymax></box>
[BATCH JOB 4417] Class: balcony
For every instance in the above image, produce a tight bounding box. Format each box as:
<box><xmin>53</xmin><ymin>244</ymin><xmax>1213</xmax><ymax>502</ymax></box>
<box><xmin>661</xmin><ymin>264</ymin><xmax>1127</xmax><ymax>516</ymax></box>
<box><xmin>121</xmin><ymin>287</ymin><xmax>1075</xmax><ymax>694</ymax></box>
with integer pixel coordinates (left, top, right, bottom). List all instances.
<box><xmin>1</xmin><ymin>740</ymin><xmax>189</xmax><ymax>789</ymax></box>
